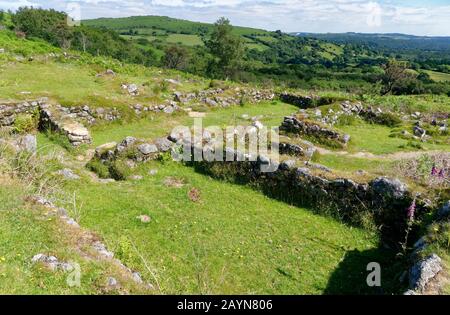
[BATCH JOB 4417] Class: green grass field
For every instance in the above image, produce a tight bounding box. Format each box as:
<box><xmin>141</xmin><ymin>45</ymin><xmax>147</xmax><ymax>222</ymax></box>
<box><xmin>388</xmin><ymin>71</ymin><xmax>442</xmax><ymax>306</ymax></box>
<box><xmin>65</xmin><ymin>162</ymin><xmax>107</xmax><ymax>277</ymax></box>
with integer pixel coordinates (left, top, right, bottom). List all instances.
<box><xmin>57</xmin><ymin>159</ymin><xmax>402</xmax><ymax>294</ymax></box>
<box><xmin>166</xmin><ymin>34</ymin><xmax>204</xmax><ymax>47</ymax></box>
<box><xmin>424</xmin><ymin>70</ymin><xmax>450</xmax><ymax>82</ymax></box>
<box><xmin>0</xmin><ymin>29</ymin><xmax>447</xmax><ymax>295</ymax></box>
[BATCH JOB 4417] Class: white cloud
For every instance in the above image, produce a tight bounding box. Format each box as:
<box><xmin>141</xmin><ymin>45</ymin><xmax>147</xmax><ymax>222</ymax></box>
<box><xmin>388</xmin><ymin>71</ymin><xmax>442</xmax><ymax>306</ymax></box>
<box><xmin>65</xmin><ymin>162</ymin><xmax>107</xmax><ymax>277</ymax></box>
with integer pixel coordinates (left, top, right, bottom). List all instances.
<box><xmin>1</xmin><ymin>0</ymin><xmax>449</xmax><ymax>36</ymax></box>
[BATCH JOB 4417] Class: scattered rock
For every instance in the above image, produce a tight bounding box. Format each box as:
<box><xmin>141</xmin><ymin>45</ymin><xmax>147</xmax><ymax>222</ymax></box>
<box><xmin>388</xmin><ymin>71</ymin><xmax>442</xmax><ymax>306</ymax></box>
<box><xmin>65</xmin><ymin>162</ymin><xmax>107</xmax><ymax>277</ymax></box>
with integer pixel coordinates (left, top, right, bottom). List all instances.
<box><xmin>122</xmin><ymin>83</ymin><xmax>139</xmax><ymax>96</ymax></box>
<box><xmin>31</xmin><ymin>254</ymin><xmax>73</xmax><ymax>272</ymax></box>
<box><xmin>105</xmin><ymin>69</ymin><xmax>115</xmax><ymax>76</ymax></box>
<box><xmin>57</xmin><ymin>168</ymin><xmax>80</xmax><ymax>180</ymax></box>
<box><xmin>163</xmin><ymin>106</ymin><xmax>175</xmax><ymax>114</ymax></box>
<box><xmin>130</xmin><ymin>175</ymin><xmax>143</xmax><ymax>181</ymax></box>
<box><xmin>92</xmin><ymin>241</ymin><xmax>114</xmax><ymax>259</ymax></box>
<box><xmin>107</xmin><ymin>277</ymin><xmax>119</xmax><ymax>287</ymax></box>
<box><xmin>17</xmin><ymin>134</ymin><xmax>37</xmax><ymax>153</ymax></box>
<box><xmin>148</xmin><ymin>169</ymin><xmax>158</xmax><ymax>176</ymax></box>
<box><xmin>132</xmin><ymin>272</ymin><xmax>144</xmax><ymax>284</ymax></box>
<box><xmin>413</xmin><ymin>126</ymin><xmax>426</xmax><ymax>138</ymax></box>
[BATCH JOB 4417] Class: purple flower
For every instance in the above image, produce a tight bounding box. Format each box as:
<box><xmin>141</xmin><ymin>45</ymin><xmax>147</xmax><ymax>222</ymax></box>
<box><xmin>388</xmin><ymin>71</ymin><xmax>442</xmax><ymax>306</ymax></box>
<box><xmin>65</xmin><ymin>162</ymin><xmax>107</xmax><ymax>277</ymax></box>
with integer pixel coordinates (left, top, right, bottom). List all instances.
<box><xmin>438</xmin><ymin>169</ymin><xmax>445</xmax><ymax>179</ymax></box>
<box><xmin>407</xmin><ymin>199</ymin><xmax>416</xmax><ymax>222</ymax></box>
<box><xmin>431</xmin><ymin>166</ymin><xmax>438</xmax><ymax>176</ymax></box>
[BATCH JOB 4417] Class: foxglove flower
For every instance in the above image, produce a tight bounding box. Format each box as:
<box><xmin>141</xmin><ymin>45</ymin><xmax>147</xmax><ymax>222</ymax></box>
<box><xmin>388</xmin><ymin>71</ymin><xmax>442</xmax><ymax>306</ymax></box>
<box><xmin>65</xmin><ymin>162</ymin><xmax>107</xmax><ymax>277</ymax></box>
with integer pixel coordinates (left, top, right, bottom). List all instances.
<box><xmin>407</xmin><ymin>198</ymin><xmax>416</xmax><ymax>222</ymax></box>
<box><xmin>431</xmin><ymin>166</ymin><xmax>438</xmax><ymax>176</ymax></box>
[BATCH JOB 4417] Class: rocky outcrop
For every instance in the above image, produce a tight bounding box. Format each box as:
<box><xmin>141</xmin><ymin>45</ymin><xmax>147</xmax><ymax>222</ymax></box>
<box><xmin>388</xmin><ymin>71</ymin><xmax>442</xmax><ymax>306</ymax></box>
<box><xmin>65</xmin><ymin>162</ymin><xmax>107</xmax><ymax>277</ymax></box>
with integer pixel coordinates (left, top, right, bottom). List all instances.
<box><xmin>280</xmin><ymin>116</ymin><xmax>350</xmax><ymax>147</ymax></box>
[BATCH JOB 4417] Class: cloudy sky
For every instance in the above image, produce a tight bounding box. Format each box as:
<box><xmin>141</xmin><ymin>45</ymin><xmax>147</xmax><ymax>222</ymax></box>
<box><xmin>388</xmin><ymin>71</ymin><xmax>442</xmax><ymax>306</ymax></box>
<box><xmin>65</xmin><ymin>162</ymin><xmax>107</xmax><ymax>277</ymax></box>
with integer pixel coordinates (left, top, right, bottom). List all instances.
<box><xmin>1</xmin><ymin>0</ymin><xmax>450</xmax><ymax>36</ymax></box>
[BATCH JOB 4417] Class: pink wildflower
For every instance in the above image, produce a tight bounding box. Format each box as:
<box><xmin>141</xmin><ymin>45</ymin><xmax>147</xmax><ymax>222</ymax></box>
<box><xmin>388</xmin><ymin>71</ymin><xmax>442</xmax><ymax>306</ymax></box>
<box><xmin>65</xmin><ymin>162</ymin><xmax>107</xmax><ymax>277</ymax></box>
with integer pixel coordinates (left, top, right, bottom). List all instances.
<box><xmin>431</xmin><ymin>166</ymin><xmax>438</xmax><ymax>176</ymax></box>
<box><xmin>407</xmin><ymin>199</ymin><xmax>416</xmax><ymax>222</ymax></box>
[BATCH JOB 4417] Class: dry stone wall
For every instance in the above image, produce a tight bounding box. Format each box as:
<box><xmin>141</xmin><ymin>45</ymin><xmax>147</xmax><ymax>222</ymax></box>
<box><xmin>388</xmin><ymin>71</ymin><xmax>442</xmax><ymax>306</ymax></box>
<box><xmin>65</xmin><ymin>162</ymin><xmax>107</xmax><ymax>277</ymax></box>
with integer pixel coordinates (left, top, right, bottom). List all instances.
<box><xmin>280</xmin><ymin>115</ymin><xmax>351</xmax><ymax>146</ymax></box>
<box><xmin>0</xmin><ymin>99</ymin><xmax>42</xmax><ymax>126</ymax></box>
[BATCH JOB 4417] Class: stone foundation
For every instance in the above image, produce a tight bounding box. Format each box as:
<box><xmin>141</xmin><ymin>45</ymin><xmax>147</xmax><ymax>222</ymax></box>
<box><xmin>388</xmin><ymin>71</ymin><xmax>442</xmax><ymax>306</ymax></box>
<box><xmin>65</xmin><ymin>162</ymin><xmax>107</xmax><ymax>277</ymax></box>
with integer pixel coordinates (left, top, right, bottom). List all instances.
<box><xmin>280</xmin><ymin>115</ymin><xmax>350</xmax><ymax>147</ymax></box>
<box><xmin>279</xmin><ymin>92</ymin><xmax>335</xmax><ymax>108</ymax></box>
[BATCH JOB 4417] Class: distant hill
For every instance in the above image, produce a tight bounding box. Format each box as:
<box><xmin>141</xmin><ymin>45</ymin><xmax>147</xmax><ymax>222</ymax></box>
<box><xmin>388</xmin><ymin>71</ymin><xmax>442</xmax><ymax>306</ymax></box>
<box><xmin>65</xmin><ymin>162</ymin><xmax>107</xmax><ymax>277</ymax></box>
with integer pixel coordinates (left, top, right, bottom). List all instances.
<box><xmin>294</xmin><ymin>32</ymin><xmax>450</xmax><ymax>52</ymax></box>
<box><xmin>83</xmin><ymin>15</ymin><xmax>270</xmax><ymax>37</ymax></box>
<box><xmin>83</xmin><ymin>15</ymin><xmax>345</xmax><ymax>59</ymax></box>
<box><xmin>82</xmin><ymin>15</ymin><xmax>450</xmax><ymax>92</ymax></box>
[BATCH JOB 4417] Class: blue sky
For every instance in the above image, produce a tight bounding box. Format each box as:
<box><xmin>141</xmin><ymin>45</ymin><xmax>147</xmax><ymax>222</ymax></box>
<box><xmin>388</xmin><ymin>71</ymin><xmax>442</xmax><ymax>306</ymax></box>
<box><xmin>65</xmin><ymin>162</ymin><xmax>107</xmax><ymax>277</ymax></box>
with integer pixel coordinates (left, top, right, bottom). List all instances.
<box><xmin>1</xmin><ymin>0</ymin><xmax>450</xmax><ymax>36</ymax></box>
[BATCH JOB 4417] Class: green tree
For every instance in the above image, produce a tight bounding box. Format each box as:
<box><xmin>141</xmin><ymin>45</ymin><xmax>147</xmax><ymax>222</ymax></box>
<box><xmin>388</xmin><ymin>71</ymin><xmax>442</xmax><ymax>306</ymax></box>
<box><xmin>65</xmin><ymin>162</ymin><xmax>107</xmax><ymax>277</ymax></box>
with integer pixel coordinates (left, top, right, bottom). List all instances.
<box><xmin>163</xmin><ymin>45</ymin><xmax>190</xmax><ymax>70</ymax></box>
<box><xmin>12</xmin><ymin>7</ymin><xmax>69</xmax><ymax>46</ymax></box>
<box><xmin>206</xmin><ymin>17</ymin><xmax>245</xmax><ymax>79</ymax></box>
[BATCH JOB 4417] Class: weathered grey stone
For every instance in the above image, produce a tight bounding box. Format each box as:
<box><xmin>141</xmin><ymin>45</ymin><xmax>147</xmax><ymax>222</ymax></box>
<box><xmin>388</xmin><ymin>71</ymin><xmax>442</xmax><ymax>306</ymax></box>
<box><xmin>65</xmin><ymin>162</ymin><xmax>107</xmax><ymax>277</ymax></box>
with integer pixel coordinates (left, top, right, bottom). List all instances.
<box><xmin>107</xmin><ymin>277</ymin><xmax>118</xmax><ymax>287</ymax></box>
<box><xmin>95</xmin><ymin>142</ymin><xmax>117</xmax><ymax>156</ymax></box>
<box><xmin>116</xmin><ymin>136</ymin><xmax>137</xmax><ymax>153</ymax></box>
<box><xmin>413</xmin><ymin>126</ymin><xmax>426</xmax><ymax>138</ymax></box>
<box><xmin>132</xmin><ymin>272</ymin><xmax>144</xmax><ymax>284</ymax></box>
<box><xmin>371</xmin><ymin>177</ymin><xmax>408</xmax><ymax>199</ymax></box>
<box><xmin>92</xmin><ymin>241</ymin><xmax>114</xmax><ymax>259</ymax></box>
<box><xmin>18</xmin><ymin>134</ymin><xmax>37</xmax><ymax>153</ymax></box>
<box><xmin>138</xmin><ymin>143</ymin><xmax>158</xmax><ymax>155</ymax></box>
<box><xmin>155</xmin><ymin>137</ymin><xmax>173</xmax><ymax>152</ymax></box>
<box><xmin>409</xmin><ymin>254</ymin><xmax>442</xmax><ymax>292</ymax></box>
<box><xmin>280</xmin><ymin>160</ymin><xmax>296</xmax><ymax>170</ymax></box>
<box><xmin>163</xmin><ymin>106</ymin><xmax>175</xmax><ymax>114</ymax></box>
<box><xmin>57</xmin><ymin>168</ymin><xmax>80</xmax><ymax>180</ymax></box>
<box><xmin>342</xmin><ymin>134</ymin><xmax>351</xmax><ymax>144</ymax></box>
<box><xmin>127</xmin><ymin>84</ymin><xmax>139</xmax><ymax>95</ymax></box>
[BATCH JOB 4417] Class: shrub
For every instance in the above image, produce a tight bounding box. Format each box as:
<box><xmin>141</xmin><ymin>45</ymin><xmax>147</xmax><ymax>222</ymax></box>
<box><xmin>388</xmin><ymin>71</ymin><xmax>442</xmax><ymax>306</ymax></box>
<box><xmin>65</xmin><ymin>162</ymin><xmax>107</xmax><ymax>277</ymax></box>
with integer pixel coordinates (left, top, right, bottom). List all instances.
<box><xmin>13</xmin><ymin>113</ymin><xmax>38</xmax><ymax>134</ymax></box>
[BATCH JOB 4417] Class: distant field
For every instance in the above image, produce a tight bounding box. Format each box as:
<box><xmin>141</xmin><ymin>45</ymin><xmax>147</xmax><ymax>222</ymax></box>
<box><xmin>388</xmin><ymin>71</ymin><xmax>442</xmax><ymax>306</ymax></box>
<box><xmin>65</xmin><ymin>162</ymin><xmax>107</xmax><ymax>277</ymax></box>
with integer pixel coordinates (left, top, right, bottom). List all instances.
<box><xmin>424</xmin><ymin>70</ymin><xmax>450</xmax><ymax>82</ymax></box>
<box><xmin>246</xmin><ymin>43</ymin><xmax>269</xmax><ymax>51</ymax></box>
<box><xmin>166</xmin><ymin>34</ymin><xmax>204</xmax><ymax>46</ymax></box>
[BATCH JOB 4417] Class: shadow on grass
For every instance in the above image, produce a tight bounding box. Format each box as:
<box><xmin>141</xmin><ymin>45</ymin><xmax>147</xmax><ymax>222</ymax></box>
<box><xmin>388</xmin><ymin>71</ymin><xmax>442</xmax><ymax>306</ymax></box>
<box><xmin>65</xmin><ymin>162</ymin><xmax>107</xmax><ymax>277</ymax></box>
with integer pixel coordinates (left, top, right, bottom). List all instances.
<box><xmin>324</xmin><ymin>247</ymin><xmax>407</xmax><ymax>295</ymax></box>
